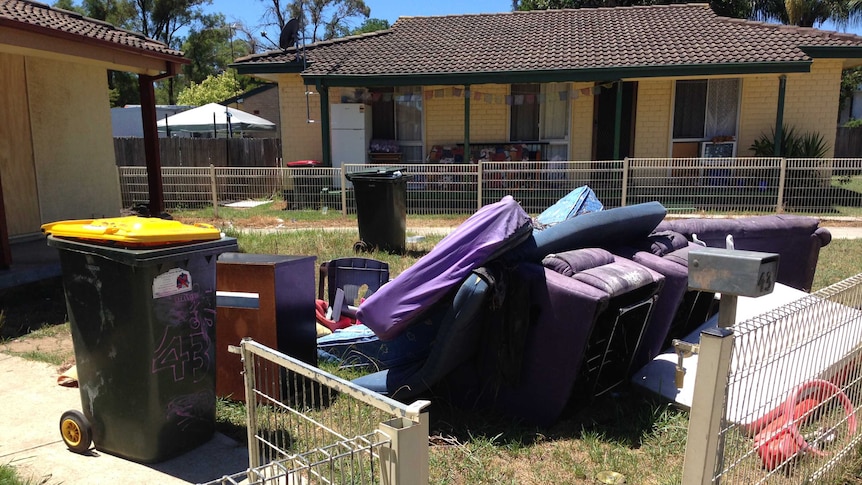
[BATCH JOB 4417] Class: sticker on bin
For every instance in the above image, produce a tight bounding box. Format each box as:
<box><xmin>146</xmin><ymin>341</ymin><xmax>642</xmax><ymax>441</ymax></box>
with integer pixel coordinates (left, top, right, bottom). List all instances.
<box><xmin>153</xmin><ymin>267</ymin><xmax>193</xmax><ymax>299</ymax></box>
<box><xmin>41</xmin><ymin>216</ymin><xmax>221</xmax><ymax>247</ymax></box>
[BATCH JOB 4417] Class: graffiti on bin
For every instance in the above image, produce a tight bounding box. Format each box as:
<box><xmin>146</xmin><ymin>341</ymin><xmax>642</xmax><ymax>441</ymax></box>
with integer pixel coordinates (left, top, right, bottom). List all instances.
<box><xmin>152</xmin><ymin>286</ymin><xmax>215</xmax><ymax>383</ymax></box>
<box><xmin>166</xmin><ymin>390</ymin><xmax>214</xmax><ymax>430</ymax></box>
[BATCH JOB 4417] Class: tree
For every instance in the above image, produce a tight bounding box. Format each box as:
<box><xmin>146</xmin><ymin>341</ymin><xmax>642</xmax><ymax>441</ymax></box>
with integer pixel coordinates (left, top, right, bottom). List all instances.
<box><xmin>177</xmin><ymin>70</ymin><xmax>243</xmax><ymax>106</ymax></box>
<box><xmin>182</xmin><ymin>14</ymin><xmax>252</xmax><ymax>84</ymax></box>
<box><xmin>841</xmin><ymin>66</ymin><xmax>862</xmax><ymax>118</ymax></box>
<box><xmin>350</xmin><ymin>17</ymin><xmax>389</xmax><ymax>35</ymax></box>
<box><xmin>54</xmin><ymin>0</ymin><xmax>239</xmax><ymax>104</ymax></box>
<box><xmin>260</xmin><ymin>0</ymin><xmax>370</xmax><ymax>43</ymax></box>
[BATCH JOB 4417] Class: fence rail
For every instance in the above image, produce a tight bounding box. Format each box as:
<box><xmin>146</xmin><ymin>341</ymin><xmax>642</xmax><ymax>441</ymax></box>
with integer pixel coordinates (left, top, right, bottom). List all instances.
<box><xmin>203</xmin><ymin>339</ymin><xmax>429</xmax><ymax>485</ymax></box>
<box><xmin>118</xmin><ymin>158</ymin><xmax>862</xmax><ymax>216</ymax></box>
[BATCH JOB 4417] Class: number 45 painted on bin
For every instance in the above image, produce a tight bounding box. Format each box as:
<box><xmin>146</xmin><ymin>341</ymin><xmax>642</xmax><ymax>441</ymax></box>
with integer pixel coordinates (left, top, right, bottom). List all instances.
<box><xmin>152</xmin><ymin>290</ymin><xmax>214</xmax><ymax>382</ymax></box>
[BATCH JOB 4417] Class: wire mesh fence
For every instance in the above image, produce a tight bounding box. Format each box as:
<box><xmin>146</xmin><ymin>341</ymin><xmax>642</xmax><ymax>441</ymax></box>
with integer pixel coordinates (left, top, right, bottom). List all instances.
<box><xmin>708</xmin><ymin>274</ymin><xmax>862</xmax><ymax>484</ymax></box>
<box><xmin>118</xmin><ymin>158</ymin><xmax>862</xmax><ymax>217</ymax></box>
<box><xmin>627</xmin><ymin>157</ymin><xmax>784</xmax><ymax>213</ymax></box>
<box><xmin>202</xmin><ymin>339</ymin><xmax>429</xmax><ymax>485</ymax></box>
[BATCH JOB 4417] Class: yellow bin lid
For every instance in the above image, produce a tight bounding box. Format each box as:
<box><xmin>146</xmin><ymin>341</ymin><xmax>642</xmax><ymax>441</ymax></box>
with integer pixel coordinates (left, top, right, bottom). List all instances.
<box><xmin>41</xmin><ymin>216</ymin><xmax>221</xmax><ymax>247</ymax></box>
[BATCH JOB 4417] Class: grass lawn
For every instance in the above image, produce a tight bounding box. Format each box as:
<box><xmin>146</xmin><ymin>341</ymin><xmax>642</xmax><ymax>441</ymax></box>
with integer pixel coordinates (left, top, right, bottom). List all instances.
<box><xmin>2</xmin><ymin>208</ymin><xmax>861</xmax><ymax>484</ymax></box>
<box><xmin>193</xmin><ymin>209</ymin><xmax>862</xmax><ymax>484</ymax></box>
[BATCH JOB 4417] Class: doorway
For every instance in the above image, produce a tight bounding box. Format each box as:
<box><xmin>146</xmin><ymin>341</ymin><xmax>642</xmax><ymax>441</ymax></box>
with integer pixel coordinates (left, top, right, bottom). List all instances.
<box><xmin>592</xmin><ymin>81</ymin><xmax>637</xmax><ymax>160</ymax></box>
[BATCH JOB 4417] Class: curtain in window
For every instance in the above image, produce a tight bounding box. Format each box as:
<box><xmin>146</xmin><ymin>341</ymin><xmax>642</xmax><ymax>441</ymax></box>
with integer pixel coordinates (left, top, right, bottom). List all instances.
<box><xmin>541</xmin><ymin>82</ymin><xmax>569</xmax><ymax>140</ymax></box>
<box><xmin>704</xmin><ymin>79</ymin><xmax>739</xmax><ymax>139</ymax></box>
<box><xmin>370</xmin><ymin>88</ymin><xmax>395</xmax><ymax>140</ymax></box>
<box><xmin>511</xmin><ymin>84</ymin><xmax>540</xmax><ymax>141</ymax></box>
<box><xmin>673</xmin><ymin>80</ymin><xmax>707</xmax><ymax>139</ymax></box>
<box><xmin>395</xmin><ymin>86</ymin><xmax>423</xmax><ymax>162</ymax></box>
<box><xmin>395</xmin><ymin>86</ymin><xmax>422</xmax><ymax>142</ymax></box>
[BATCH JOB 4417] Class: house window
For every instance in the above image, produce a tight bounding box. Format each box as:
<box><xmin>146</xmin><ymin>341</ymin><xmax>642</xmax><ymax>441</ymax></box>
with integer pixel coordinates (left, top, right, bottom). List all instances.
<box><xmin>673</xmin><ymin>78</ymin><xmax>740</xmax><ymax>140</ymax></box>
<box><xmin>511</xmin><ymin>84</ymin><xmax>541</xmax><ymax>141</ymax></box>
<box><xmin>370</xmin><ymin>86</ymin><xmax>424</xmax><ymax>163</ymax></box>
<box><xmin>510</xmin><ymin>83</ymin><xmax>570</xmax><ymax>160</ymax></box>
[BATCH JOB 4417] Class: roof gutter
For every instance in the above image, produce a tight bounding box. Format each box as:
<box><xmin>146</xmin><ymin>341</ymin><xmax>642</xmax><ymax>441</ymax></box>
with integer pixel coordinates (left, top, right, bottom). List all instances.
<box><xmin>800</xmin><ymin>46</ymin><xmax>862</xmax><ymax>58</ymax></box>
<box><xmin>233</xmin><ymin>61</ymin><xmax>305</xmax><ymax>75</ymax></box>
<box><xmin>296</xmin><ymin>61</ymin><xmax>813</xmax><ymax>87</ymax></box>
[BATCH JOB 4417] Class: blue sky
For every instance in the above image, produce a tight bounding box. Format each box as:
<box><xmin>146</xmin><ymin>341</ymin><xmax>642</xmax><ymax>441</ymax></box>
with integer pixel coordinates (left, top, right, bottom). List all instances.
<box><xmin>208</xmin><ymin>0</ymin><xmax>513</xmax><ymax>33</ymax></box>
<box><xmin>206</xmin><ymin>1</ymin><xmax>862</xmax><ymax>39</ymax></box>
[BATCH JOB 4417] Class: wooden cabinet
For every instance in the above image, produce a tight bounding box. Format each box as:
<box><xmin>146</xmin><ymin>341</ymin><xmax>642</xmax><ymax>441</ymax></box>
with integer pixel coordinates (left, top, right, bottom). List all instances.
<box><xmin>215</xmin><ymin>253</ymin><xmax>316</xmax><ymax>401</ymax></box>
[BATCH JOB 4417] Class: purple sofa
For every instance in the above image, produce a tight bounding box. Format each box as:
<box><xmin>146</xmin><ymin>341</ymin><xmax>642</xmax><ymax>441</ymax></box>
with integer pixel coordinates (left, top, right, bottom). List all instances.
<box><xmin>345</xmin><ymin>203</ymin><xmax>834</xmax><ymax>428</ymax></box>
<box><xmin>655</xmin><ymin>215</ymin><xmax>832</xmax><ymax>292</ymax></box>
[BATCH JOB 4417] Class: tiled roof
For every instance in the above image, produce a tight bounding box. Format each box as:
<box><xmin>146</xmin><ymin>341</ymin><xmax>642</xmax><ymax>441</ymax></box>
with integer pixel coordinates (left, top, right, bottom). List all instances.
<box><xmin>234</xmin><ymin>4</ymin><xmax>862</xmax><ymax>78</ymax></box>
<box><xmin>0</xmin><ymin>0</ymin><xmax>183</xmax><ymax>58</ymax></box>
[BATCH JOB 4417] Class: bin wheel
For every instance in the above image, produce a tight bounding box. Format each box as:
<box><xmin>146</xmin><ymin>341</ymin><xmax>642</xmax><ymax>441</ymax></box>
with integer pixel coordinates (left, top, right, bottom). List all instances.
<box><xmin>60</xmin><ymin>410</ymin><xmax>92</xmax><ymax>454</ymax></box>
<box><xmin>353</xmin><ymin>241</ymin><xmax>371</xmax><ymax>253</ymax></box>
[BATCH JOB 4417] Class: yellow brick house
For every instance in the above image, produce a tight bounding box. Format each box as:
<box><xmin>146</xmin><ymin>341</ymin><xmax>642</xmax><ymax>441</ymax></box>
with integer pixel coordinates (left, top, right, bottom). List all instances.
<box><xmin>232</xmin><ymin>4</ymin><xmax>862</xmax><ymax>167</ymax></box>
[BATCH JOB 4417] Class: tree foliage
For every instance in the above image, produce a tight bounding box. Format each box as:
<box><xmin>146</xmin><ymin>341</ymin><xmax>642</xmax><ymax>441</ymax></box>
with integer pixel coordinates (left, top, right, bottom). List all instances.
<box><xmin>182</xmin><ymin>14</ymin><xmax>252</xmax><ymax>84</ymax></box>
<box><xmin>513</xmin><ymin>0</ymin><xmax>856</xmax><ymax>26</ymax></box>
<box><xmin>53</xmin><ymin>0</ymin><xmax>232</xmax><ymax>105</ymax></box>
<box><xmin>260</xmin><ymin>0</ymin><xmax>370</xmax><ymax>43</ymax></box>
<box><xmin>349</xmin><ymin>18</ymin><xmax>390</xmax><ymax>35</ymax></box>
<box><xmin>177</xmin><ymin>70</ymin><xmax>243</xmax><ymax>106</ymax></box>
<box><xmin>841</xmin><ymin>66</ymin><xmax>862</xmax><ymax>117</ymax></box>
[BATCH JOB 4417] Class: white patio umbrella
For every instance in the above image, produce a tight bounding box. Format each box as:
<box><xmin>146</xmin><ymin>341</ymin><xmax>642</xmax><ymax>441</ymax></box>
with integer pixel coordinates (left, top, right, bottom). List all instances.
<box><xmin>156</xmin><ymin>102</ymin><xmax>276</xmax><ymax>136</ymax></box>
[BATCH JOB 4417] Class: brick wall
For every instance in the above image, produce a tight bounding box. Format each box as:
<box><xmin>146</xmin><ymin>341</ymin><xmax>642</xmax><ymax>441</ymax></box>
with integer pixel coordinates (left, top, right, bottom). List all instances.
<box><xmin>784</xmin><ymin>59</ymin><xmax>842</xmax><ymax>157</ymax></box>
<box><xmin>233</xmin><ymin>85</ymin><xmax>280</xmax><ymax>138</ymax></box>
<box><xmin>739</xmin><ymin>59</ymin><xmax>842</xmax><ymax>157</ymax></box>
<box><xmin>425</xmin><ymin>84</ymin><xmax>509</xmax><ymax>149</ymax></box>
<box><xmin>277</xmin><ymin>73</ymin><xmax>322</xmax><ymax>163</ymax></box>
<box><xmin>570</xmin><ymin>82</ymin><xmax>594</xmax><ymax>161</ymax></box>
<box><xmin>739</xmin><ymin>75</ymin><xmax>779</xmax><ymax>157</ymax></box>
<box><xmin>634</xmin><ymin>79</ymin><xmax>673</xmax><ymax>158</ymax></box>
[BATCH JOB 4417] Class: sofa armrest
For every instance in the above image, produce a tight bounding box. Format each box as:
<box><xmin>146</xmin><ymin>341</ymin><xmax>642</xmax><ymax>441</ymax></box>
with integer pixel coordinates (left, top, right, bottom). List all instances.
<box><xmin>814</xmin><ymin>227</ymin><xmax>832</xmax><ymax>248</ymax></box>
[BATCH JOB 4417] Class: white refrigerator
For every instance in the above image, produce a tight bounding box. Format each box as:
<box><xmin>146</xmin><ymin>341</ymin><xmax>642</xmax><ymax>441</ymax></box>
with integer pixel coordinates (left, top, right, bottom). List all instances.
<box><xmin>330</xmin><ymin>104</ymin><xmax>372</xmax><ymax>187</ymax></box>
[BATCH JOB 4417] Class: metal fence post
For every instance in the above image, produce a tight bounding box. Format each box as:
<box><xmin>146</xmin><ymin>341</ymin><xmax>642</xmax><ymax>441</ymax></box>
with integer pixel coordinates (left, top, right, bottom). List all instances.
<box><xmin>210</xmin><ymin>164</ymin><xmax>219</xmax><ymax>218</ymax></box>
<box><xmin>776</xmin><ymin>157</ymin><xmax>787</xmax><ymax>213</ymax></box>
<box><xmin>378</xmin><ymin>411</ymin><xmax>429</xmax><ymax>485</ymax></box>
<box><xmin>239</xmin><ymin>339</ymin><xmax>260</xmax><ymax>470</ymax></box>
<box><xmin>681</xmin><ymin>327</ymin><xmax>734</xmax><ymax>484</ymax></box>
<box><xmin>340</xmin><ymin>168</ymin><xmax>348</xmax><ymax>216</ymax></box>
<box><xmin>477</xmin><ymin>162</ymin><xmax>484</xmax><ymax>210</ymax></box>
<box><xmin>621</xmin><ymin>157</ymin><xmax>629</xmax><ymax>207</ymax></box>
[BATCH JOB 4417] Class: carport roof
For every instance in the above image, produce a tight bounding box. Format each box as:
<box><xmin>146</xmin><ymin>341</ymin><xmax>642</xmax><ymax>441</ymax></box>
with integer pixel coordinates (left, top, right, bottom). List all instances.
<box><xmin>233</xmin><ymin>4</ymin><xmax>862</xmax><ymax>86</ymax></box>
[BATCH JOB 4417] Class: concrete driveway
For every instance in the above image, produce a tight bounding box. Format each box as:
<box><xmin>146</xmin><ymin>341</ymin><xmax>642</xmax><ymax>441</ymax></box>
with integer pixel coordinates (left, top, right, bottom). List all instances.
<box><xmin>0</xmin><ymin>353</ymin><xmax>249</xmax><ymax>484</ymax></box>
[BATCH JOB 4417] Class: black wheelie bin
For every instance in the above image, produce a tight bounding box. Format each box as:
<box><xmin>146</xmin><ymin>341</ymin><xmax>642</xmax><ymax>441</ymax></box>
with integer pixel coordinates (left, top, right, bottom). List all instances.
<box><xmin>42</xmin><ymin>216</ymin><xmax>237</xmax><ymax>463</ymax></box>
<box><xmin>345</xmin><ymin>167</ymin><xmax>408</xmax><ymax>254</ymax></box>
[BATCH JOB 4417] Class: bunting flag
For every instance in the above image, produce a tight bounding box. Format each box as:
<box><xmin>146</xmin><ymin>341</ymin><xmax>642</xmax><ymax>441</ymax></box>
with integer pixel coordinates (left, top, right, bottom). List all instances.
<box><xmin>363</xmin><ymin>84</ymin><xmax>614</xmax><ymax>106</ymax></box>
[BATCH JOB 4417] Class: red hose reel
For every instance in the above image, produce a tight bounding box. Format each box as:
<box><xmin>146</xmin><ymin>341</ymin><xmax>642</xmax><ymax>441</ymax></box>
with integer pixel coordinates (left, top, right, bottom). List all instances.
<box><xmin>753</xmin><ymin>379</ymin><xmax>857</xmax><ymax>471</ymax></box>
